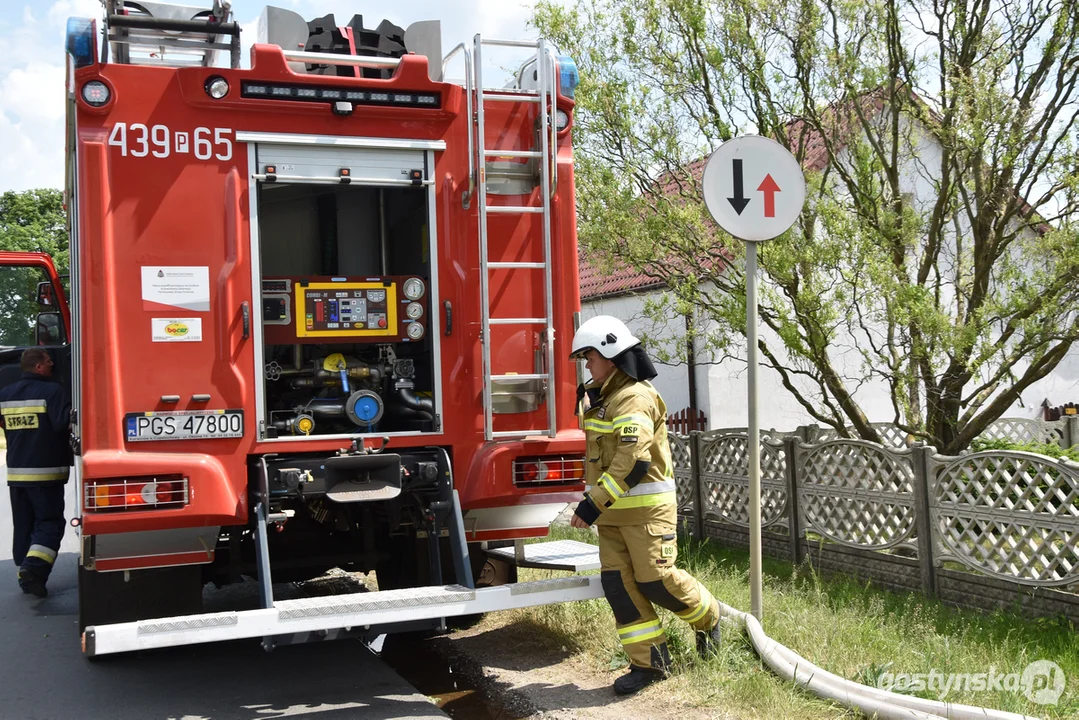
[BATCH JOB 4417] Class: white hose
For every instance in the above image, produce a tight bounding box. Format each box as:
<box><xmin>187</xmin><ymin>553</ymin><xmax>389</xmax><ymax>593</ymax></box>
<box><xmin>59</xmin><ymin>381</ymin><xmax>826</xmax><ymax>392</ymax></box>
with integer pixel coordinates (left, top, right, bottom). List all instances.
<box><xmin>716</xmin><ymin>600</ymin><xmax>1040</xmax><ymax>720</ymax></box>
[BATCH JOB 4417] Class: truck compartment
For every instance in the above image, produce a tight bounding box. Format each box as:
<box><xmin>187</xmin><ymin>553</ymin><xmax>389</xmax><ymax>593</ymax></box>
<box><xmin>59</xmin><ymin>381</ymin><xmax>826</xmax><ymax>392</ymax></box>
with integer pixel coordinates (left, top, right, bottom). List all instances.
<box><xmin>256</xmin><ymin>181</ymin><xmax>437</xmax><ymax>438</ymax></box>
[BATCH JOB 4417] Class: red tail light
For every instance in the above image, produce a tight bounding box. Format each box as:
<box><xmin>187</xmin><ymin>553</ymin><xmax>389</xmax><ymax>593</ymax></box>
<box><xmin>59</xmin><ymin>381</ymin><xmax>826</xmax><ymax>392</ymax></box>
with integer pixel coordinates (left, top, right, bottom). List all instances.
<box><xmin>513</xmin><ymin>456</ymin><xmax>586</xmax><ymax>486</ymax></box>
<box><xmin>84</xmin><ymin>475</ymin><xmax>189</xmax><ymax>511</ymax></box>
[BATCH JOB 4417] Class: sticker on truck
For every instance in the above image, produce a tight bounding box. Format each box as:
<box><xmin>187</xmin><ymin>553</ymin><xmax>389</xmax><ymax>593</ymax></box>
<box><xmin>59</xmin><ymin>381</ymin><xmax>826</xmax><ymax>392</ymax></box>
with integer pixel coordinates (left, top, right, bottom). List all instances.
<box><xmin>152</xmin><ymin>318</ymin><xmax>203</xmax><ymax>342</ymax></box>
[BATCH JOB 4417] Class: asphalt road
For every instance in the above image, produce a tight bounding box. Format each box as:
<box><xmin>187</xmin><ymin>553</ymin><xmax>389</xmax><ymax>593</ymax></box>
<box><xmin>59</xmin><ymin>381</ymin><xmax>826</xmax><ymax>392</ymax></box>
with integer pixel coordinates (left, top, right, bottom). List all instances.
<box><xmin>0</xmin><ymin>455</ymin><xmax>449</xmax><ymax>720</ymax></box>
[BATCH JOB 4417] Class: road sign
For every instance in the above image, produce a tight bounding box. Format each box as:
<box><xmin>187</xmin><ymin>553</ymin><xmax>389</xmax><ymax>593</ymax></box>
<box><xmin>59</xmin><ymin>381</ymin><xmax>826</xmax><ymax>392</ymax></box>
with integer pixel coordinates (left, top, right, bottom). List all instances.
<box><xmin>700</xmin><ymin>135</ymin><xmax>807</xmax><ymax>621</ymax></box>
<box><xmin>701</xmin><ymin>135</ymin><xmax>806</xmax><ymax>242</ymax></box>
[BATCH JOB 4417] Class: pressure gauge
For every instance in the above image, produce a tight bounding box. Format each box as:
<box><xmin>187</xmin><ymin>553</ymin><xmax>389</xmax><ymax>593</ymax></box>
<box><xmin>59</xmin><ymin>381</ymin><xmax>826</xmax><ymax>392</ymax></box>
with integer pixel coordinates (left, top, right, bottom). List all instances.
<box><xmin>406</xmin><ymin>322</ymin><xmax>425</xmax><ymax>340</ymax></box>
<box><xmin>402</xmin><ymin>277</ymin><xmax>425</xmax><ymax>300</ymax></box>
<box><xmin>405</xmin><ymin>302</ymin><xmax>423</xmax><ymax>319</ymax></box>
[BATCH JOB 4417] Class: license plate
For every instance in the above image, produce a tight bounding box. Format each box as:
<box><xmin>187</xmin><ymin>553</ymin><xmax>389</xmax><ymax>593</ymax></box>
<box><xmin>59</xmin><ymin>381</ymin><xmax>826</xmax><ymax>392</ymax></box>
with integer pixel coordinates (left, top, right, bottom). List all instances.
<box><xmin>125</xmin><ymin>410</ymin><xmax>244</xmax><ymax>442</ymax></box>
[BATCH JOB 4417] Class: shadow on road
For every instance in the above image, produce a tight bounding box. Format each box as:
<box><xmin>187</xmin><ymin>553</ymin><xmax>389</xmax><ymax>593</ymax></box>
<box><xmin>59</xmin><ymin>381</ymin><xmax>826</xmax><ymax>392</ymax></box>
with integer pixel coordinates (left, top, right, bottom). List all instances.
<box><xmin>0</xmin><ymin>550</ymin><xmax>445</xmax><ymax>720</ymax></box>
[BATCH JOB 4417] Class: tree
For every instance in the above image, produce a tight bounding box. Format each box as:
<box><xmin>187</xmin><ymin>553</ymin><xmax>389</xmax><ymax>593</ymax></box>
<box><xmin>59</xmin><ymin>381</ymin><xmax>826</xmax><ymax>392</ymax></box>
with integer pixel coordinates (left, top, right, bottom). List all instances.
<box><xmin>534</xmin><ymin>0</ymin><xmax>1079</xmax><ymax>452</ymax></box>
<box><xmin>0</xmin><ymin>189</ymin><xmax>69</xmax><ymax>348</ymax></box>
<box><xmin>0</xmin><ymin>189</ymin><xmax>69</xmax><ymax>270</ymax></box>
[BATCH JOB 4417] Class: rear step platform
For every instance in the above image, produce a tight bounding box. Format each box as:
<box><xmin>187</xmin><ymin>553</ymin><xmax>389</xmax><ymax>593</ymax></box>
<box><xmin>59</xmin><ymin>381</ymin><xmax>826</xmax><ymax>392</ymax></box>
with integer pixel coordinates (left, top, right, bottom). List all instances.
<box><xmin>83</xmin><ymin>575</ymin><xmax>603</xmax><ymax>657</ymax></box>
<box><xmin>486</xmin><ymin>539</ymin><xmax>600</xmax><ymax>571</ymax></box>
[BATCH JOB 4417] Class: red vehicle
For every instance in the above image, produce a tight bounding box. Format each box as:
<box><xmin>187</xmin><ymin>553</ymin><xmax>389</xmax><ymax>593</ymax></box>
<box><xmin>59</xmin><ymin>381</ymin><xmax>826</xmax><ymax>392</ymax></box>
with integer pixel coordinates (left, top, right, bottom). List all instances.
<box><xmin>1</xmin><ymin>0</ymin><xmax>598</xmax><ymax>654</ymax></box>
<box><xmin>0</xmin><ymin>252</ymin><xmax>71</xmax><ymax>386</ymax></box>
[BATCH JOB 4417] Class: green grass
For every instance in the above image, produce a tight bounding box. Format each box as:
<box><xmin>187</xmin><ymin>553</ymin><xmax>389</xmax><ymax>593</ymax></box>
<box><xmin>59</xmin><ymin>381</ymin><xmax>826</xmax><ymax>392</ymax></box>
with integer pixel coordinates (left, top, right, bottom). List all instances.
<box><xmin>502</xmin><ymin>525</ymin><xmax>1079</xmax><ymax>719</ymax></box>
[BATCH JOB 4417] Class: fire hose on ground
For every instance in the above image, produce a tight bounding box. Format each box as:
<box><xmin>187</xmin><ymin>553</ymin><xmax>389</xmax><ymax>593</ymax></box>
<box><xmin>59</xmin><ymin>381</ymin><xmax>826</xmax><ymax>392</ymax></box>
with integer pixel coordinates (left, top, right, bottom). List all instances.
<box><xmin>716</xmin><ymin>599</ymin><xmax>1040</xmax><ymax>720</ymax></box>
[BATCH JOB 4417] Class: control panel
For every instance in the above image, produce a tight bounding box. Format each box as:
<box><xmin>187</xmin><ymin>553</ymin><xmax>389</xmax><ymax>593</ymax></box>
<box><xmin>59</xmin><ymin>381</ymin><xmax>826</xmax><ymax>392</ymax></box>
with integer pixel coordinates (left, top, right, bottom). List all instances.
<box><xmin>262</xmin><ymin>276</ymin><xmax>428</xmax><ymax>345</ymax></box>
<box><xmin>298</xmin><ymin>282</ymin><xmax>395</xmax><ymax>337</ymax></box>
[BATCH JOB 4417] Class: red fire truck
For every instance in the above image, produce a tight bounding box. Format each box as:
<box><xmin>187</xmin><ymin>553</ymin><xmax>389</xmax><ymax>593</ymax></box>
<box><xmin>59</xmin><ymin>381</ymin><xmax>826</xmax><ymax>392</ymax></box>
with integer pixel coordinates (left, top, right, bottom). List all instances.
<box><xmin>0</xmin><ymin>0</ymin><xmax>604</xmax><ymax>655</ymax></box>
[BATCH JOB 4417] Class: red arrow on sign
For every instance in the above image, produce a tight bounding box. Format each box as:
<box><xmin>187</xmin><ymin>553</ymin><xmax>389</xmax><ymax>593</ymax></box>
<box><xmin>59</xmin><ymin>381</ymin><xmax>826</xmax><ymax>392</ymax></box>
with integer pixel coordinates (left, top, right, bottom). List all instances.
<box><xmin>757</xmin><ymin>174</ymin><xmax>780</xmax><ymax>218</ymax></box>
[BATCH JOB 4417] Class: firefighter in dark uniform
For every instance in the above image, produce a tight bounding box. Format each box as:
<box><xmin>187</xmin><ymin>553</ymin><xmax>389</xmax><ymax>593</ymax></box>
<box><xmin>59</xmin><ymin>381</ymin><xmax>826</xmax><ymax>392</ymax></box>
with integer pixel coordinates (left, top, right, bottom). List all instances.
<box><xmin>569</xmin><ymin>315</ymin><xmax>721</xmax><ymax>695</ymax></box>
<box><xmin>0</xmin><ymin>348</ymin><xmax>71</xmax><ymax>598</ymax></box>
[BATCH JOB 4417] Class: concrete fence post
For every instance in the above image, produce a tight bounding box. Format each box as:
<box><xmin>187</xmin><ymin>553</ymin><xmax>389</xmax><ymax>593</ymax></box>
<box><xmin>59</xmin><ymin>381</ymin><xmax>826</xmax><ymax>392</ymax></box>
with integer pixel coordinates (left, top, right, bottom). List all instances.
<box><xmin>783</xmin><ymin>435</ymin><xmax>804</xmax><ymax>565</ymax></box>
<box><xmin>911</xmin><ymin>444</ymin><xmax>938</xmax><ymax>598</ymax></box>
<box><xmin>1064</xmin><ymin>416</ymin><xmax>1079</xmax><ymax>449</ymax></box>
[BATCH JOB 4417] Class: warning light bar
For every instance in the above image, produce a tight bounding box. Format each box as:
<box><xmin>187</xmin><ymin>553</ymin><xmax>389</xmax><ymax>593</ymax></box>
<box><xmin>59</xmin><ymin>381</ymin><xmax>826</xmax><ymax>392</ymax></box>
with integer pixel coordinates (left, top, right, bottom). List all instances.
<box><xmin>241</xmin><ymin>81</ymin><xmax>440</xmax><ymax>109</ymax></box>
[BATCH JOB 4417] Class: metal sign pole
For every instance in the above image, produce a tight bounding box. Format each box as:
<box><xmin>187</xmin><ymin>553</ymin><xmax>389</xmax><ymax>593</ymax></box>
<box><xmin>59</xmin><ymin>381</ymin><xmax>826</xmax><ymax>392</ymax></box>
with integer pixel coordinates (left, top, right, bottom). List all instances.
<box><xmin>745</xmin><ymin>239</ymin><xmax>762</xmax><ymax>620</ymax></box>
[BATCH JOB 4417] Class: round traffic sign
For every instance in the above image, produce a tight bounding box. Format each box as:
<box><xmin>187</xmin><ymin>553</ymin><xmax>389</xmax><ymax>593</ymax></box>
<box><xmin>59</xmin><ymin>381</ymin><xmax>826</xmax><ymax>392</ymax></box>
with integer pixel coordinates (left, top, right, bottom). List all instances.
<box><xmin>701</xmin><ymin>136</ymin><xmax>806</xmax><ymax>242</ymax></box>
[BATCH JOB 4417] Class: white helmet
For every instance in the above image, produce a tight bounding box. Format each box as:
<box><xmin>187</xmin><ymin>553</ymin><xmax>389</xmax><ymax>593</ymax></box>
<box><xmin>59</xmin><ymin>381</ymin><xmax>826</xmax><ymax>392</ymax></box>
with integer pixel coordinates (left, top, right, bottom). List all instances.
<box><xmin>570</xmin><ymin>315</ymin><xmax>640</xmax><ymax>360</ymax></box>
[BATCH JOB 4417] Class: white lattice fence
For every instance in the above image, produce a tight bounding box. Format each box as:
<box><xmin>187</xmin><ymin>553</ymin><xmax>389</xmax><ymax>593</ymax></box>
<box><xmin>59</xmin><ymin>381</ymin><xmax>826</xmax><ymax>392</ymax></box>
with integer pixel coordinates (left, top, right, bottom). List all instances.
<box><xmin>979</xmin><ymin>418</ymin><xmax>1065</xmax><ymax>445</ymax></box>
<box><xmin>669</xmin><ymin>433</ymin><xmax>694</xmax><ymax>511</ymax></box>
<box><xmin>698</xmin><ymin>433</ymin><xmax>787</xmax><ymax>528</ymax></box>
<box><xmin>813</xmin><ymin>423</ymin><xmax>911</xmax><ymax>447</ymax></box>
<box><xmin>796</xmin><ymin>440</ymin><xmax>918</xmax><ymax>551</ymax></box>
<box><xmin>872</xmin><ymin>423</ymin><xmax>914</xmax><ymax>448</ymax></box>
<box><xmin>929</xmin><ymin>451</ymin><xmax>1079</xmax><ymax>586</ymax></box>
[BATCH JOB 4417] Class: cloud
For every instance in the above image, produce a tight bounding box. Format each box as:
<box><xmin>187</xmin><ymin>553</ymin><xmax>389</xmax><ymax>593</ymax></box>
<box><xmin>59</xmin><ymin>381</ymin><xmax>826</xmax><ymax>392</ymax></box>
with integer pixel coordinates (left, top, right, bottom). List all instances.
<box><xmin>0</xmin><ymin>110</ymin><xmax>64</xmax><ymax>192</ymax></box>
<box><xmin>0</xmin><ymin>0</ymin><xmax>107</xmax><ymax>192</ymax></box>
<box><xmin>0</xmin><ymin>64</ymin><xmax>66</xmax><ymax>126</ymax></box>
<box><xmin>47</xmin><ymin>0</ymin><xmax>104</xmax><ymax>27</ymax></box>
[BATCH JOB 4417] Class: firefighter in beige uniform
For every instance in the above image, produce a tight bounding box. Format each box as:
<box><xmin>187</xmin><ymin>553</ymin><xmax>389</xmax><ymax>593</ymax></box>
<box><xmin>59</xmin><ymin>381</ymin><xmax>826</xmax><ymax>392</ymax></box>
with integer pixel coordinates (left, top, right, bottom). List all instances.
<box><xmin>569</xmin><ymin>316</ymin><xmax>721</xmax><ymax>695</ymax></box>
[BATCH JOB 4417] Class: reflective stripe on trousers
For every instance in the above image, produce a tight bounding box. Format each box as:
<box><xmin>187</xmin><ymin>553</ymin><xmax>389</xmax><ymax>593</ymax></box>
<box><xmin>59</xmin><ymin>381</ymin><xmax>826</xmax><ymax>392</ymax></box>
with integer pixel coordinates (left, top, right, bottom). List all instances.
<box><xmin>617</xmin><ymin>618</ymin><xmax>665</xmax><ymax>646</ymax></box>
<box><xmin>26</xmin><ymin>544</ymin><xmax>57</xmax><ymax>565</ymax></box>
<box><xmin>675</xmin><ymin>582</ymin><xmax>715</xmax><ymax>624</ymax></box>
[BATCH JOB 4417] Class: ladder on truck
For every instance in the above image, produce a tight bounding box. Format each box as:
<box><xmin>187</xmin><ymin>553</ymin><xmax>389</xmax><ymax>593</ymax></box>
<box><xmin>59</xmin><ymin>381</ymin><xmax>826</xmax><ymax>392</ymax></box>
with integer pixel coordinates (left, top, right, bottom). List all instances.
<box><xmin>102</xmin><ymin>0</ymin><xmax>241</xmax><ymax>68</ymax></box>
<box><xmin>473</xmin><ymin>37</ymin><xmax>560</xmax><ymax>441</ymax></box>
<box><xmin>83</xmin><ymin>454</ymin><xmax>602</xmax><ymax>657</ymax></box>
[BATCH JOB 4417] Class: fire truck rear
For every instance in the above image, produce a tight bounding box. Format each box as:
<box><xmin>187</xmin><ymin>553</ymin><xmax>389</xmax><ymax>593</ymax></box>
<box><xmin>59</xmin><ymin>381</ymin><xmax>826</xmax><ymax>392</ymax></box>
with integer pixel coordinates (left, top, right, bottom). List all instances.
<box><xmin>60</xmin><ymin>0</ymin><xmax>597</xmax><ymax>655</ymax></box>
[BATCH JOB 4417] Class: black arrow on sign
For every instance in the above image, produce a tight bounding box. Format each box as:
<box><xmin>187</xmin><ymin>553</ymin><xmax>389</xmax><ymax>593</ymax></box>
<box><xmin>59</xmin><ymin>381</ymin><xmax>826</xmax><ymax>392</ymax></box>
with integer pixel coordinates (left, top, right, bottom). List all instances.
<box><xmin>727</xmin><ymin>158</ymin><xmax>750</xmax><ymax>215</ymax></box>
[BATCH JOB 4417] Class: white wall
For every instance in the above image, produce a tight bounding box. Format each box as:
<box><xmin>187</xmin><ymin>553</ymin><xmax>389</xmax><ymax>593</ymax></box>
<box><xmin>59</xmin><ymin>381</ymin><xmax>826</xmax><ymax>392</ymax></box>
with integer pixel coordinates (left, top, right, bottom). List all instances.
<box><xmin>579</xmin><ymin>294</ymin><xmax>711</xmax><ymax>423</ymax></box>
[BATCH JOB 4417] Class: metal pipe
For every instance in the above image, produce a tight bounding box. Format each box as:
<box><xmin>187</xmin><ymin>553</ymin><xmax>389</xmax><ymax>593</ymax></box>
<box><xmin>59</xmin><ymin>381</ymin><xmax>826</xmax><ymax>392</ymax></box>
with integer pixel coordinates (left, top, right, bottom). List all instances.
<box><xmin>538</xmin><ymin>39</ymin><xmax>556</xmax><ymax>439</ymax></box>
<box><xmin>281</xmin><ymin>50</ymin><xmax>400</xmax><ymax>69</ymax></box>
<box><xmin>474</xmin><ymin>34</ymin><xmax>494</xmax><ymax>441</ymax></box>
<box><xmin>396</xmin><ymin>387</ymin><xmax>434</xmax><ymax>415</ymax></box>
<box><xmin>293</xmin><ymin>344</ymin><xmax>303</xmax><ymax>371</ymax></box>
<box><xmin>440</xmin><ymin>43</ymin><xmax>474</xmax><ymax>207</ymax></box>
<box><xmin>549</xmin><ymin>48</ymin><xmax>558</xmax><ymax>196</ymax></box>
<box><xmin>379</xmin><ymin>189</ymin><xmax>388</xmax><ymax>275</ymax></box>
<box><xmin>303</xmin><ymin>399</ymin><xmax>347</xmax><ymax>418</ymax></box>
<box><xmin>746</xmin><ymin>239</ymin><xmax>762</xmax><ymax>620</ymax></box>
<box><xmin>483</xmin><ymin>39</ymin><xmax>543</xmax><ymax>49</ymax></box>
<box><xmin>252</xmin><ymin>174</ymin><xmax>433</xmax><ymax>187</ymax></box>
<box><xmin>441</xmin><ymin>43</ymin><xmax>466</xmax><ymax>75</ymax></box>
<box><xmin>107</xmin><ymin>15</ymin><xmax>240</xmax><ymax>35</ymax></box>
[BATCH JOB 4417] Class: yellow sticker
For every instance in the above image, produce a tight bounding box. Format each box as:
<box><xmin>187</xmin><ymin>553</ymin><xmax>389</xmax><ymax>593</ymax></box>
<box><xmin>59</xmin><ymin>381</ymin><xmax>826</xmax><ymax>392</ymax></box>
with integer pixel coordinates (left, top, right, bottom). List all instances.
<box><xmin>661</xmin><ymin>545</ymin><xmax>675</xmax><ymax>558</ymax></box>
<box><xmin>164</xmin><ymin>322</ymin><xmax>189</xmax><ymax>337</ymax></box>
<box><xmin>5</xmin><ymin>414</ymin><xmax>39</xmax><ymax>430</ymax></box>
<box><xmin>621</xmin><ymin>424</ymin><xmax>639</xmax><ymax>435</ymax></box>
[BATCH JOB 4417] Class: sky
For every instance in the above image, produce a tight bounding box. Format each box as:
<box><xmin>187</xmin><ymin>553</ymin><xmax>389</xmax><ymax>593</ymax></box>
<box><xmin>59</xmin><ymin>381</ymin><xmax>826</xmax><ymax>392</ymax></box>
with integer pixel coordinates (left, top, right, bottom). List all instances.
<box><xmin>0</xmin><ymin>0</ymin><xmax>554</xmax><ymax>194</ymax></box>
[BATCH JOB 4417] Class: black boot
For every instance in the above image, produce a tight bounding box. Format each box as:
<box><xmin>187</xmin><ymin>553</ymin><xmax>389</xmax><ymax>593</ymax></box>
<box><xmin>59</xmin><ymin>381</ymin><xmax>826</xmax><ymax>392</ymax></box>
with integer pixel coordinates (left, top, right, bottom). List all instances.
<box><xmin>613</xmin><ymin>666</ymin><xmax>665</xmax><ymax>695</ymax></box>
<box><xmin>18</xmin><ymin>569</ymin><xmax>47</xmax><ymax>598</ymax></box>
<box><xmin>614</xmin><ymin>643</ymin><xmax>672</xmax><ymax>695</ymax></box>
<box><xmin>696</xmin><ymin>620</ymin><xmax>721</xmax><ymax>658</ymax></box>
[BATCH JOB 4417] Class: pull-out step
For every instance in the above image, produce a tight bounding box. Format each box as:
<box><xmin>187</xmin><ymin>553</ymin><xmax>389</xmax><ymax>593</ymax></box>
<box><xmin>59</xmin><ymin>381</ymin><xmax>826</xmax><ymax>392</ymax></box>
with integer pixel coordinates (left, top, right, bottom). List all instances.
<box><xmin>486</xmin><ymin>539</ymin><xmax>600</xmax><ymax>571</ymax></box>
<box><xmin>84</xmin><ymin>576</ymin><xmax>602</xmax><ymax>657</ymax></box>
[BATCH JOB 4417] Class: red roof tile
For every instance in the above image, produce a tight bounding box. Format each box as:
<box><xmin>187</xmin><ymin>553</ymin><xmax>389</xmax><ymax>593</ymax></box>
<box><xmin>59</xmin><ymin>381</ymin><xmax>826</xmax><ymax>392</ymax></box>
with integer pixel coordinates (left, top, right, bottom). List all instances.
<box><xmin>579</xmin><ymin>249</ymin><xmax>669</xmax><ymax>300</ymax></box>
